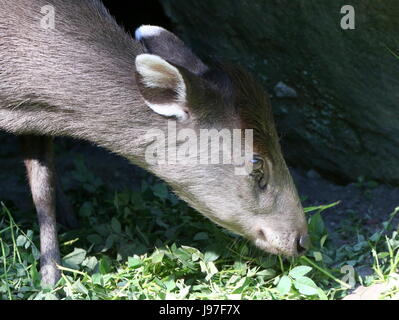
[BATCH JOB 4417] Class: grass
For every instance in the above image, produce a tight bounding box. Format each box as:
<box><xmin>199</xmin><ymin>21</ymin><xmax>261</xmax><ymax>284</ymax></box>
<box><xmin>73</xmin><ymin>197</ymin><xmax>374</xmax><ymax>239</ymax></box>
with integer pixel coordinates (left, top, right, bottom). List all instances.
<box><xmin>0</xmin><ymin>158</ymin><xmax>398</xmax><ymax>300</ymax></box>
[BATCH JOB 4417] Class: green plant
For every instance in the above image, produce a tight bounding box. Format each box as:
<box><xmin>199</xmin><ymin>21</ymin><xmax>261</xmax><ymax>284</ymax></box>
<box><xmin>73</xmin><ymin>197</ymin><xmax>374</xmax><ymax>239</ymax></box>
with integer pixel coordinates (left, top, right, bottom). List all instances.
<box><xmin>0</xmin><ymin>159</ymin><xmax>398</xmax><ymax>300</ymax></box>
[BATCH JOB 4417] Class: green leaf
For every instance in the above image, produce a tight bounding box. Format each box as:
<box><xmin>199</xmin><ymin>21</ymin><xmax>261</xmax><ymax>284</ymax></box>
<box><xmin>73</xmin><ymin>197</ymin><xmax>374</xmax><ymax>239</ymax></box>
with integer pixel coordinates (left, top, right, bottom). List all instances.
<box><xmin>232</xmin><ymin>277</ymin><xmax>249</xmax><ymax>293</ymax></box>
<box><xmin>24</xmin><ymin>239</ymin><xmax>31</xmax><ymax>249</ymax></box>
<box><xmin>309</xmin><ymin>212</ymin><xmax>326</xmax><ymax>236</ymax></box>
<box><xmin>204</xmin><ymin>250</ymin><xmax>220</xmax><ymax>262</ymax></box>
<box><xmin>26</xmin><ymin>230</ymin><xmax>34</xmax><ymax>238</ymax></box>
<box><xmin>128</xmin><ymin>256</ymin><xmax>143</xmax><ymax>268</ymax></box>
<box><xmin>111</xmin><ymin>217</ymin><xmax>122</xmax><ymax>234</ymax></box>
<box><xmin>181</xmin><ymin>246</ymin><xmax>203</xmax><ymax>262</ymax></box>
<box><xmin>79</xmin><ymin>202</ymin><xmax>93</xmax><ymax>218</ymax></box>
<box><xmin>289</xmin><ymin>266</ymin><xmax>312</xmax><ymax>279</ymax></box>
<box><xmin>233</xmin><ymin>261</ymin><xmax>247</xmax><ymax>275</ymax></box>
<box><xmin>277</xmin><ymin>276</ymin><xmax>292</xmax><ymax>295</ymax></box>
<box><xmin>317</xmin><ymin>288</ymin><xmax>329</xmax><ymax>300</ymax></box>
<box><xmin>72</xmin><ymin>280</ymin><xmax>89</xmax><ymax>295</ymax></box>
<box><xmin>180</xmin><ymin>245</ymin><xmax>202</xmax><ymax>255</ymax></box>
<box><xmin>151</xmin><ymin>251</ymin><xmax>165</xmax><ymax>264</ymax></box>
<box><xmin>30</xmin><ymin>260</ymin><xmax>41</xmax><ymax>287</ymax></box>
<box><xmin>91</xmin><ymin>273</ymin><xmax>103</xmax><ymax>285</ymax></box>
<box><xmin>44</xmin><ymin>293</ymin><xmax>59</xmax><ymax>300</ymax></box>
<box><xmin>239</xmin><ymin>245</ymin><xmax>249</xmax><ymax>256</ymax></box>
<box><xmin>82</xmin><ymin>256</ymin><xmax>98</xmax><ymax>271</ymax></box>
<box><xmin>320</xmin><ymin>234</ymin><xmax>328</xmax><ymax>247</ymax></box>
<box><xmin>369</xmin><ymin>232</ymin><xmax>380</xmax><ymax>243</ymax></box>
<box><xmin>63</xmin><ymin>248</ymin><xmax>87</xmax><ymax>269</ymax></box>
<box><xmin>87</xmin><ymin>234</ymin><xmax>103</xmax><ymax>245</ymax></box>
<box><xmin>207</xmin><ymin>261</ymin><xmax>218</xmax><ymax>276</ymax></box>
<box><xmin>308</xmin><ymin>212</ymin><xmax>328</xmax><ymax>246</ymax></box>
<box><xmin>2</xmin><ymin>242</ymin><xmax>10</xmax><ymax>257</ymax></box>
<box><xmin>102</xmin><ymin>235</ymin><xmax>114</xmax><ymax>252</ymax></box>
<box><xmin>293</xmin><ymin>277</ymin><xmax>319</xmax><ymax>296</ymax></box>
<box><xmin>31</xmin><ymin>245</ymin><xmax>40</xmax><ymax>260</ymax></box>
<box><xmin>313</xmin><ymin>251</ymin><xmax>323</xmax><ymax>262</ymax></box>
<box><xmin>99</xmin><ymin>257</ymin><xmax>112</xmax><ymax>274</ymax></box>
<box><xmin>256</xmin><ymin>269</ymin><xmax>276</xmax><ymax>278</ymax></box>
<box><xmin>164</xmin><ymin>278</ymin><xmax>176</xmax><ymax>292</ymax></box>
<box><xmin>193</xmin><ymin>232</ymin><xmax>209</xmax><ymax>241</ymax></box>
<box><xmin>16</xmin><ymin>235</ymin><xmax>27</xmax><ymax>247</ymax></box>
<box><xmin>152</xmin><ymin>183</ymin><xmax>169</xmax><ymax>200</ymax></box>
<box><xmin>155</xmin><ymin>218</ymin><xmax>169</xmax><ymax>229</ymax></box>
<box><xmin>377</xmin><ymin>252</ymin><xmax>389</xmax><ymax>259</ymax></box>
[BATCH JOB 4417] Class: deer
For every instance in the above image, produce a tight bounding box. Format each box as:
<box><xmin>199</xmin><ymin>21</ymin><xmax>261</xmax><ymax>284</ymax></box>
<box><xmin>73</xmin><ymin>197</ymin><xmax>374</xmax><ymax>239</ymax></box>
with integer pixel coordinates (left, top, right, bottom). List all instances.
<box><xmin>0</xmin><ymin>0</ymin><xmax>309</xmax><ymax>286</ymax></box>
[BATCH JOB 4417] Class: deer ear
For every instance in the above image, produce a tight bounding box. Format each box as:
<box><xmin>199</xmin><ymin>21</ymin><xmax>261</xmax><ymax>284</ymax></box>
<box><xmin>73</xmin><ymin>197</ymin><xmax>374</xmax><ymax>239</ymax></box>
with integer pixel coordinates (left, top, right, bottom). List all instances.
<box><xmin>135</xmin><ymin>54</ymin><xmax>189</xmax><ymax>121</ymax></box>
<box><xmin>135</xmin><ymin>25</ymin><xmax>208</xmax><ymax>75</ymax></box>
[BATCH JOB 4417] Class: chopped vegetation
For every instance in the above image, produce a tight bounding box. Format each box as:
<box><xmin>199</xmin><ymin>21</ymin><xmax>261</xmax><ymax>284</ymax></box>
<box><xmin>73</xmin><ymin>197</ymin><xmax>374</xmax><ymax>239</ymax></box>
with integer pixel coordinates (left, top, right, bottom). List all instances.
<box><xmin>0</xmin><ymin>159</ymin><xmax>398</xmax><ymax>300</ymax></box>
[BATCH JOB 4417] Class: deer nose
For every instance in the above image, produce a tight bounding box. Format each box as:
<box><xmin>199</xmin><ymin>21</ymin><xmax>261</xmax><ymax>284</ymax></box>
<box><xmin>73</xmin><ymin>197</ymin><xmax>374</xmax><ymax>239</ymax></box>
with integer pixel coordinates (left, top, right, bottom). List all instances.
<box><xmin>297</xmin><ymin>234</ymin><xmax>310</xmax><ymax>254</ymax></box>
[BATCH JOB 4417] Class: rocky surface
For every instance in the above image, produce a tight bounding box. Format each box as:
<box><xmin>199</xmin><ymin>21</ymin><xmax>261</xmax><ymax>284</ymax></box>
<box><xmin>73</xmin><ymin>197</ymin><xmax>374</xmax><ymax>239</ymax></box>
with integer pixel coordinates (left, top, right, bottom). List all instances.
<box><xmin>161</xmin><ymin>0</ymin><xmax>399</xmax><ymax>185</ymax></box>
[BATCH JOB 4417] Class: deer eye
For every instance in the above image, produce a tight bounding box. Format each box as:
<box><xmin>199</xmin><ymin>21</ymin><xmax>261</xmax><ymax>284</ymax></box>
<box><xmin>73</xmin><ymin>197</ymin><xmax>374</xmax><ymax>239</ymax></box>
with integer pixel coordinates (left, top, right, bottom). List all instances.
<box><xmin>250</xmin><ymin>156</ymin><xmax>268</xmax><ymax>190</ymax></box>
<box><xmin>250</xmin><ymin>156</ymin><xmax>263</xmax><ymax>171</ymax></box>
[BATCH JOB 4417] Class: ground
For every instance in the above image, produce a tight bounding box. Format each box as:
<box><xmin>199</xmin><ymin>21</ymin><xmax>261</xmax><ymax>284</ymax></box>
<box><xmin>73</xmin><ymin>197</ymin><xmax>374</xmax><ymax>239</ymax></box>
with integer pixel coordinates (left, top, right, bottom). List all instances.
<box><xmin>0</xmin><ymin>132</ymin><xmax>398</xmax><ymax>299</ymax></box>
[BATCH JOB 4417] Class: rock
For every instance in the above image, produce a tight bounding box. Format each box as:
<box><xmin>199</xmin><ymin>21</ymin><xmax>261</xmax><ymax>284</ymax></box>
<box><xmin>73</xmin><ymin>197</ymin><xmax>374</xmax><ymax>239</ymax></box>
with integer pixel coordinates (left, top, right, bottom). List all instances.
<box><xmin>161</xmin><ymin>0</ymin><xmax>399</xmax><ymax>185</ymax></box>
<box><xmin>343</xmin><ymin>275</ymin><xmax>399</xmax><ymax>300</ymax></box>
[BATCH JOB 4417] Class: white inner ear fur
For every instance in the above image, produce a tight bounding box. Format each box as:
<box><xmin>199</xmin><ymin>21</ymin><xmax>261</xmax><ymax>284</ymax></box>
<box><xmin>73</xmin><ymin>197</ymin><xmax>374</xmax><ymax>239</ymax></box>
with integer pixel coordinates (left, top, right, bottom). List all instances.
<box><xmin>135</xmin><ymin>25</ymin><xmax>165</xmax><ymax>41</ymax></box>
<box><xmin>135</xmin><ymin>54</ymin><xmax>188</xmax><ymax>121</ymax></box>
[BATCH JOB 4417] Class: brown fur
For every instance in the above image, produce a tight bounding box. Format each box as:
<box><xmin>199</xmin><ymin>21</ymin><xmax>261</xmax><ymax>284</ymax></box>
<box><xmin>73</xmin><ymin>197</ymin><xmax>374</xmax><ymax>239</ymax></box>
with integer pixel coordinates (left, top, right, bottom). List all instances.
<box><xmin>19</xmin><ymin>135</ymin><xmax>61</xmax><ymax>286</ymax></box>
<box><xmin>1</xmin><ymin>0</ymin><xmax>308</xmax><ymax>286</ymax></box>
